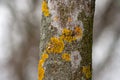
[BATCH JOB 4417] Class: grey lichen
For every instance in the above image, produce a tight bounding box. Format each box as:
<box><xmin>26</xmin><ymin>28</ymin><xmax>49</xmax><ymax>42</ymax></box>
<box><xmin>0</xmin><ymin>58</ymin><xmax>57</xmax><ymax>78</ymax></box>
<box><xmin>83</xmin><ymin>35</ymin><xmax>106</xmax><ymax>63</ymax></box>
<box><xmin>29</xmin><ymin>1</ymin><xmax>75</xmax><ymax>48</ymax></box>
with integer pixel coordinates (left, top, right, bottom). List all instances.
<box><xmin>71</xmin><ymin>51</ymin><xmax>82</xmax><ymax>73</ymax></box>
<box><xmin>44</xmin><ymin>54</ymin><xmax>72</xmax><ymax>80</ymax></box>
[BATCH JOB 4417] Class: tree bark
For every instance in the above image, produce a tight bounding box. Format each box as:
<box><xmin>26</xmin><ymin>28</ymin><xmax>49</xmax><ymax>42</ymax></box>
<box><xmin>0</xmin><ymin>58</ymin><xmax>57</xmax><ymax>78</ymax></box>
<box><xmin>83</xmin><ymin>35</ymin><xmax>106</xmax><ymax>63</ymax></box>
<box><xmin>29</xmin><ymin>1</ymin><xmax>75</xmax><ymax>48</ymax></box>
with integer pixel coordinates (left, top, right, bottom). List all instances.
<box><xmin>38</xmin><ymin>0</ymin><xmax>95</xmax><ymax>80</ymax></box>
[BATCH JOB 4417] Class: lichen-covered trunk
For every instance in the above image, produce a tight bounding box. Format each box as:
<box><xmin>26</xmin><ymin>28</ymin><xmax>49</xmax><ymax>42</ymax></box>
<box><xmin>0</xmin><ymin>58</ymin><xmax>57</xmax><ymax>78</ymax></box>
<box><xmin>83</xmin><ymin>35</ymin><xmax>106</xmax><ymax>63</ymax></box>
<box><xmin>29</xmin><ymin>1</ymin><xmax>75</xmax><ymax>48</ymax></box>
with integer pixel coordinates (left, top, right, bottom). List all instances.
<box><xmin>38</xmin><ymin>0</ymin><xmax>95</xmax><ymax>80</ymax></box>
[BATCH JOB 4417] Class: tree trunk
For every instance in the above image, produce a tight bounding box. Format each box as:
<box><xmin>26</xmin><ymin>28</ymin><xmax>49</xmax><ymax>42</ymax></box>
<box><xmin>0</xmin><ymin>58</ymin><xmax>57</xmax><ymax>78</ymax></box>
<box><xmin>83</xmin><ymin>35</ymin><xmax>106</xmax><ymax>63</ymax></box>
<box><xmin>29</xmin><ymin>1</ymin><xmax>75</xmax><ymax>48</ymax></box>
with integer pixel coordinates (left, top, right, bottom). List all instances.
<box><xmin>38</xmin><ymin>0</ymin><xmax>95</xmax><ymax>80</ymax></box>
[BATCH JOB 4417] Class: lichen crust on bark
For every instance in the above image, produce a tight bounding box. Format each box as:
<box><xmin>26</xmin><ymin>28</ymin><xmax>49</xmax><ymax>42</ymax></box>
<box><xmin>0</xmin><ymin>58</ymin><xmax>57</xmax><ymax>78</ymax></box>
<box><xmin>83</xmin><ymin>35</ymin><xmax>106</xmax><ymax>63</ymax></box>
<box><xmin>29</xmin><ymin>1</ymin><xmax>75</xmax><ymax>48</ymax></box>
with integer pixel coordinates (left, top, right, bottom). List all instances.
<box><xmin>38</xmin><ymin>0</ymin><xmax>95</xmax><ymax>80</ymax></box>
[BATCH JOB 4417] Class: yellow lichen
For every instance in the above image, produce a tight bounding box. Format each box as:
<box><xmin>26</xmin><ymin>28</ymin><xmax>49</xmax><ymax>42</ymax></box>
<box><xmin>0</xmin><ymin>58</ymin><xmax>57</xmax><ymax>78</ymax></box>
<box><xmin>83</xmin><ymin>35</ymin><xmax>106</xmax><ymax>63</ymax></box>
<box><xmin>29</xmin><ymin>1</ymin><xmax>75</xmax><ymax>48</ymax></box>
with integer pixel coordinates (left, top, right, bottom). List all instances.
<box><xmin>38</xmin><ymin>53</ymin><xmax>49</xmax><ymax>80</ymax></box>
<box><xmin>41</xmin><ymin>53</ymin><xmax>49</xmax><ymax>60</ymax></box>
<box><xmin>60</xmin><ymin>27</ymin><xmax>83</xmax><ymax>42</ymax></box>
<box><xmin>60</xmin><ymin>28</ymin><xmax>76</xmax><ymax>42</ymax></box>
<box><xmin>46</xmin><ymin>37</ymin><xmax>64</xmax><ymax>53</ymax></box>
<box><xmin>73</xmin><ymin>26</ymin><xmax>83</xmax><ymax>39</ymax></box>
<box><xmin>41</xmin><ymin>0</ymin><xmax>50</xmax><ymax>17</ymax></box>
<box><xmin>62</xmin><ymin>53</ymin><xmax>71</xmax><ymax>61</ymax></box>
<box><xmin>39</xmin><ymin>59</ymin><xmax>44</xmax><ymax>67</ymax></box>
<box><xmin>82</xmin><ymin>65</ymin><xmax>91</xmax><ymax>79</ymax></box>
<box><xmin>38</xmin><ymin>67</ymin><xmax>45</xmax><ymax>80</ymax></box>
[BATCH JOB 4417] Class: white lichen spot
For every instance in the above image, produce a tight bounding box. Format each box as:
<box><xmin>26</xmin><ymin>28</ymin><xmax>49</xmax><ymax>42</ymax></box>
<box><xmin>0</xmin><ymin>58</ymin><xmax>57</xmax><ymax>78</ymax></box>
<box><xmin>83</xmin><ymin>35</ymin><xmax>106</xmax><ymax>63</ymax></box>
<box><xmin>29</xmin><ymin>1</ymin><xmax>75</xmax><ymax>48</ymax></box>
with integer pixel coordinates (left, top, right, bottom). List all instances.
<box><xmin>71</xmin><ymin>51</ymin><xmax>82</xmax><ymax>73</ymax></box>
<box><xmin>47</xmin><ymin>0</ymin><xmax>84</xmax><ymax>34</ymax></box>
<box><xmin>41</xmin><ymin>33</ymin><xmax>46</xmax><ymax>40</ymax></box>
<box><xmin>66</xmin><ymin>3</ymin><xmax>84</xmax><ymax>30</ymax></box>
<box><xmin>48</xmin><ymin>0</ymin><xmax>63</xmax><ymax>34</ymax></box>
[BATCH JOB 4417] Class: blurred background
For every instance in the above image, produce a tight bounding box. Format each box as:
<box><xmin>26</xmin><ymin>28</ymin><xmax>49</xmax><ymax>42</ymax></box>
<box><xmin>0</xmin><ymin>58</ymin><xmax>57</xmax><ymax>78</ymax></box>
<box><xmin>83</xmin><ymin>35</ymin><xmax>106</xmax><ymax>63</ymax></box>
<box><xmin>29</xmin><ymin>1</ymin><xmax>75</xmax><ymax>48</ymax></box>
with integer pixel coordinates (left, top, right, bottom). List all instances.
<box><xmin>93</xmin><ymin>0</ymin><xmax>120</xmax><ymax>80</ymax></box>
<box><xmin>0</xmin><ymin>0</ymin><xmax>120</xmax><ymax>80</ymax></box>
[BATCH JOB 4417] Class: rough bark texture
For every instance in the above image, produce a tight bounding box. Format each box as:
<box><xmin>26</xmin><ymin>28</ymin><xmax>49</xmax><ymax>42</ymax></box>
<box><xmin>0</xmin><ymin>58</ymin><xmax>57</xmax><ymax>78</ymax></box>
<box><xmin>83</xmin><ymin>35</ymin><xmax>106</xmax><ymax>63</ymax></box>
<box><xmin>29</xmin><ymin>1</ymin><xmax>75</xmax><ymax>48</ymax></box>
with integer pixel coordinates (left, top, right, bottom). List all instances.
<box><xmin>38</xmin><ymin>0</ymin><xmax>95</xmax><ymax>80</ymax></box>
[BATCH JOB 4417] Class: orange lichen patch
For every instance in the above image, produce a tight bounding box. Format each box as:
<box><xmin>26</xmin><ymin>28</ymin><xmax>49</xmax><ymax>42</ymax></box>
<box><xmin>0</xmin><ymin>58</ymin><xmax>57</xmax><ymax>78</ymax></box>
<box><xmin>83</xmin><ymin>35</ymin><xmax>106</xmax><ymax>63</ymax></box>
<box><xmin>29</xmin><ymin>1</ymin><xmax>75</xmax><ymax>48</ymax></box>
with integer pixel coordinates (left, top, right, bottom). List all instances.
<box><xmin>68</xmin><ymin>17</ymin><xmax>72</xmax><ymax>22</ymax></box>
<box><xmin>41</xmin><ymin>0</ymin><xmax>50</xmax><ymax>17</ymax></box>
<box><xmin>46</xmin><ymin>37</ymin><xmax>64</xmax><ymax>53</ymax></box>
<box><xmin>38</xmin><ymin>66</ymin><xmax>45</xmax><ymax>80</ymax></box>
<box><xmin>39</xmin><ymin>59</ymin><xmax>44</xmax><ymax>67</ymax></box>
<box><xmin>41</xmin><ymin>53</ymin><xmax>49</xmax><ymax>60</ymax></box>
<box><xmin>82</xmin><ymin>65</ymin><xmax>91</xmax><ymax>79</ymax></box>
<box><xmin>38</xmin><ymin>53</ymin><xmax>49</xmax><ymax>80</ymax></box>
<box><xmin>62</xmin><ymin>53</ymin><xmax>71</xmax><ymax>61</ymax></box>
<box><xmin>60</xmin><ymin>28</ymin><xmax>76</xmax><ymax>42</ymax></box>
<box><xmin>53</xmin><ymin>16</ymin><xmax>59</xmax><ymax>21</ymax></box>
<box><xmin>73</xmin><ymin>26</ymin><xmax>83</xmax><ymax>39</ymax></box>
<box><xmin>60</xmin><ymin>27</ymin><xmax>83</xmax><ymax>42</ymax></box>
<box><xmin>62</xmin><ymin>28</ymin><xmax>72</xmax><ymax>36</ymax></box>
<box><xmin>38</xmin><ymin>53</ymin><xmax>48</xmax><ymax>67</ymax></box>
